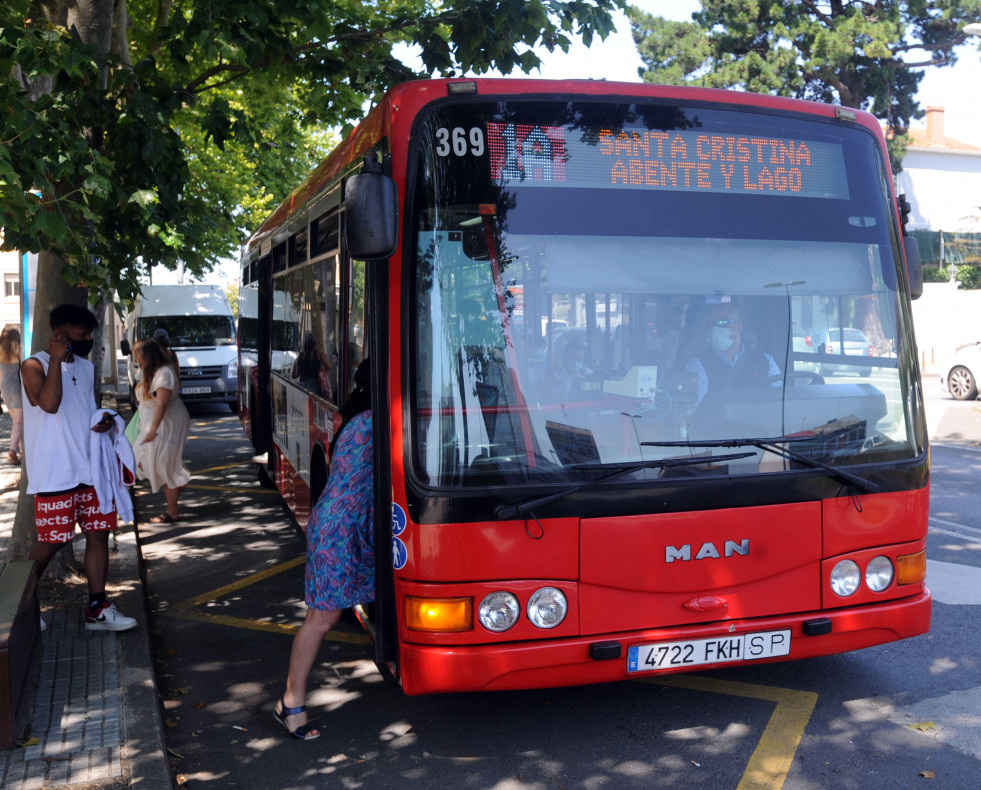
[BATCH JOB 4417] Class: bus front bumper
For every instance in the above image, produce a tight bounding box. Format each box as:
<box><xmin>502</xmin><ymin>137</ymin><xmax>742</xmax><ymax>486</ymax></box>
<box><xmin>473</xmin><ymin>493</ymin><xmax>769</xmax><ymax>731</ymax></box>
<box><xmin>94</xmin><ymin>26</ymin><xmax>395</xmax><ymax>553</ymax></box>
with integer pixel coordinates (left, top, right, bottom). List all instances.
<box><xmin>396</xmin><ymin>589</ymin><xmax>931</xmax><ymax>695</ymax></box>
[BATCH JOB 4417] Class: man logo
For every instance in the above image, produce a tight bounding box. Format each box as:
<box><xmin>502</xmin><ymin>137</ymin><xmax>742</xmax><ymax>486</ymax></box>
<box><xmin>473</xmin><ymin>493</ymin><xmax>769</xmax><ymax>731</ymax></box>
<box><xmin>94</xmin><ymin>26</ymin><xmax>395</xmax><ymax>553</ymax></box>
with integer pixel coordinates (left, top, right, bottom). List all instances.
<box><xmin>665</xmin><ymin>540</ymin><xmax>750</xmax><ymax>563</ymax></box>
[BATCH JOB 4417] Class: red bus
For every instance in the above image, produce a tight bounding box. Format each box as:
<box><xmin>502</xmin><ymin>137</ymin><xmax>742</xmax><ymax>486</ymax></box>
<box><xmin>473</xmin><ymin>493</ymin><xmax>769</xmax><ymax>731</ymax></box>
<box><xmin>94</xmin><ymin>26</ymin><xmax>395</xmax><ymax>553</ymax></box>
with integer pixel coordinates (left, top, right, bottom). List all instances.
<box><xmin>238</xmin><ymin>78</ymin><xmax>930</xmax><ymax>695</ymax></box>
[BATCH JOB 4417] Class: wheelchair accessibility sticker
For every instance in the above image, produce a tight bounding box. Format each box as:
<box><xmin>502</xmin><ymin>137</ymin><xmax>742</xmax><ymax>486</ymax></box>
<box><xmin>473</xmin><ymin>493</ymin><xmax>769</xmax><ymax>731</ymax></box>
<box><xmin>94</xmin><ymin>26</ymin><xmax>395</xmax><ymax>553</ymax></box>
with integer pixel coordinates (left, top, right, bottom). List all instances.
<box><xmin>392</xmin><ymin>504</ymin><xmax>408</xmax><ymax>569</ymax></box>
<box><xmin>392</xmin><ymin>503</ymin><xmax>407</xmax><ymax>536</ymax></box>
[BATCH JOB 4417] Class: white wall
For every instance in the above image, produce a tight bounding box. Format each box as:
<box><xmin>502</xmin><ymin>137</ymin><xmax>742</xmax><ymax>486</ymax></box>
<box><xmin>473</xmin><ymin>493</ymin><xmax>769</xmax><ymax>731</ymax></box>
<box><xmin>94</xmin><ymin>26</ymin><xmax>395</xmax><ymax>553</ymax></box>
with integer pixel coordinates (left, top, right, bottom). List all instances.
<box><xmin>897</xmin><ymin>149</ymin><xmax>981</xmax><ymax>232</ymax></box>
<box><xmin>0</xmin><ymin>248</ymin><xmax>23</xmax><ymax>331</ymax></box>
<box><xmin>912</xmin><ymin>280</ymin><xmax>981</xmax><ymax>372</ymax></box>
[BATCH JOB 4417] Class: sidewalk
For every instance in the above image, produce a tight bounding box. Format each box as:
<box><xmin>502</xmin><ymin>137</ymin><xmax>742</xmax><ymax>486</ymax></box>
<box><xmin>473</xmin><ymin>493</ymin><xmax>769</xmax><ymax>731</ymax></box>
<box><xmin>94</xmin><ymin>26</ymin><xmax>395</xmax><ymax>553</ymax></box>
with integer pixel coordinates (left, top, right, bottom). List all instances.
<box><xmin>0</xmin><ymin>410</ymin><xmax>172</xmax><ymax>790</ymax></box>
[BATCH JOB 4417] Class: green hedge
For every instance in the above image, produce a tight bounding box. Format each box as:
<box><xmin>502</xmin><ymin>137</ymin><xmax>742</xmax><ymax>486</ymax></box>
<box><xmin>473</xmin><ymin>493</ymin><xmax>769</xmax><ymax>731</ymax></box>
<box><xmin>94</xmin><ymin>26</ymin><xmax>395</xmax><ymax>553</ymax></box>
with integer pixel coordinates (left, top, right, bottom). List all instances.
<box><xmin>922</xmin><ymin>266</ymin><xmax>950</xmax><ymax>283</ymax></box>
<box><xmin>955</xmin><ymin>264</ymin><xmax>981</xmax><ymax>290</ymax></box>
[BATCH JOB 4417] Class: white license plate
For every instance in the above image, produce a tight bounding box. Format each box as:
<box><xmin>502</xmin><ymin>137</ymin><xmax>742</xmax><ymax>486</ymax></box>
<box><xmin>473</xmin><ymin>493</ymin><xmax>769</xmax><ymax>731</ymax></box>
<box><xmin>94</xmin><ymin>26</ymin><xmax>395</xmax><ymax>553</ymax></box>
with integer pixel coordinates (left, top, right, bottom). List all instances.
<box><xmin>181</xmin><ymin>386</ymin><xmax>211</xmax><ymax>395</ymax></box>
<box><xmin>627</xmin><ymin>629</ymin><xmax>791</xmax><ymax>673</ymax></box>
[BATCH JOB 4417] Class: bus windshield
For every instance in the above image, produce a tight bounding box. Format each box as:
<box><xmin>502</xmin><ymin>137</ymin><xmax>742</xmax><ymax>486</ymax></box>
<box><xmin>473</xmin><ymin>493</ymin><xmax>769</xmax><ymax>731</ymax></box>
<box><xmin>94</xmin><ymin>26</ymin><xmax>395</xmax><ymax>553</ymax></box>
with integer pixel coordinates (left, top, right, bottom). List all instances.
<box><xmin>409</xmin><ymin>99</ymin><xmax>920</xmax><ymax>488</ymax></box>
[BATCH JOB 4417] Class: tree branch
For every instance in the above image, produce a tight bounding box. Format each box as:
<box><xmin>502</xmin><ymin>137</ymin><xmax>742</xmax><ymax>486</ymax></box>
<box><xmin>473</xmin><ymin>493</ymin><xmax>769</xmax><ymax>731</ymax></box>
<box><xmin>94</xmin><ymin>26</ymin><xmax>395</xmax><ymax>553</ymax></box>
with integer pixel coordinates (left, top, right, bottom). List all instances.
<box><xmin>180</xmin><ymin>10</ymin><xmax>461</xmax><ymax>95</ymax></box>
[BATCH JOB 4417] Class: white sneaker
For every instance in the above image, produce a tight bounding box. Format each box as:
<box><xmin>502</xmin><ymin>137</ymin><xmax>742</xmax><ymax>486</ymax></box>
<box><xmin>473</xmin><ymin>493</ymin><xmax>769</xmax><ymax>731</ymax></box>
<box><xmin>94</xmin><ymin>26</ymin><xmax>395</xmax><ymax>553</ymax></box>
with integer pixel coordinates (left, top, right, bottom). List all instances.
<box><xmin>84</xmin><ymin>602</ymin><xmax>137</xmax><ymax>632</ymax></box>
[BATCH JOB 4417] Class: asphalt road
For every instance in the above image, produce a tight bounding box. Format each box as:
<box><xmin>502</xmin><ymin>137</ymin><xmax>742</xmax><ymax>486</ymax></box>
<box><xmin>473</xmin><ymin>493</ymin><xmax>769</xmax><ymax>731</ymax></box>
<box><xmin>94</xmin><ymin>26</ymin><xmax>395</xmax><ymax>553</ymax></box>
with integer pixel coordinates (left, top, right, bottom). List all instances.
<box><xmin>137</xmin><ymin>381</ymin><xmax>981</xmax><ymax>790</ymax></box>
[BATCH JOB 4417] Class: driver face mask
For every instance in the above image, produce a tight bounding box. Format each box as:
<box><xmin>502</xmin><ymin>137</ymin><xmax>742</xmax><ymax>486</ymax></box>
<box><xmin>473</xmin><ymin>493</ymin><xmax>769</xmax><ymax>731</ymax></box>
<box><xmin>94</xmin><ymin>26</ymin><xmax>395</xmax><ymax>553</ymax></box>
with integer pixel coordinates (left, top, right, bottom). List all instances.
<box><xmin>707</xmin><ymin>326</ymin><xmax>736</xmax><ymax>354</ymax></box>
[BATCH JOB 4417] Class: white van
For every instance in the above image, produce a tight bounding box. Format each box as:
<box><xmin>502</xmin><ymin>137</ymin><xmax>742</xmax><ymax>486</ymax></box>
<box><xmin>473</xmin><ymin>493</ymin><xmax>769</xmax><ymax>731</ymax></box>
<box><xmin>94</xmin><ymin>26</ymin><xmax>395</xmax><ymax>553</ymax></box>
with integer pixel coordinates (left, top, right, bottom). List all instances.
<box><xmin>122</xmin><ymin>284</ymin><xmax>238</xmax><ymax>409</ymax></box>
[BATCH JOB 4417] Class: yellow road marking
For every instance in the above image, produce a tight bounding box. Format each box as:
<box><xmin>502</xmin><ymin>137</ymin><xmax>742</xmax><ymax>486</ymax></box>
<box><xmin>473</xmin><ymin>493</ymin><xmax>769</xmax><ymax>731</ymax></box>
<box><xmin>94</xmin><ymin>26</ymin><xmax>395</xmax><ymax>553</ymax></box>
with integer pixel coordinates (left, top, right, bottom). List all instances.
<box><xmin>641</xmin><ymin>674</ymin><xmax>817</xmax><ymax>789</ymax></box>
<box><xmin>167</xmin><ymin>555</ymin><xmax>370</xmax><ymax>645</ymax></box>
<box><xmin>193</xmin><ymin>461</ymin><xmax>255</xmax><ymax>475</ymax></box>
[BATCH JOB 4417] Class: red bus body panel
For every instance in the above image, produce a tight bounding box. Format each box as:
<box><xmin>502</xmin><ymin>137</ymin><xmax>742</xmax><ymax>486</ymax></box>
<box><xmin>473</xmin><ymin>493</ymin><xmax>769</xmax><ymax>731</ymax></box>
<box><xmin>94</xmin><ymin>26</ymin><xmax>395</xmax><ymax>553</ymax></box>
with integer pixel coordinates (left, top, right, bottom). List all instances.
<box><xmin>393</xmin><ymin>489</ymin><xmax>930</xmax><ymax>694</ymax></box>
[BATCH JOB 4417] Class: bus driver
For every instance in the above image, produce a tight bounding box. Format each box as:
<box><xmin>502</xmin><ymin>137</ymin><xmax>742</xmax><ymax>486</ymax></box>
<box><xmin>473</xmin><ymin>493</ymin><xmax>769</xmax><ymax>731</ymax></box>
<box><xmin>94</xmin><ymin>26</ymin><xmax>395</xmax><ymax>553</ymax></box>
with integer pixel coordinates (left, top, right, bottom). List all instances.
<box><xmin>685</xmin><ymin>303</ymin><xmax>781</xmax><ymax>409</ymax></box>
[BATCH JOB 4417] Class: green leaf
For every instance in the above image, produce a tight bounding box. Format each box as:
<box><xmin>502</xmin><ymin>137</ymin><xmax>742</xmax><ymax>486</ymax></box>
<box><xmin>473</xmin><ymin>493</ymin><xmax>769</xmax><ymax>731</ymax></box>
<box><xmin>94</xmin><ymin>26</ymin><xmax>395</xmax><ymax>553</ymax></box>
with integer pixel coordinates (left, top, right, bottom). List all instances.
<box><xmin>128</xmin><ymin>189</ymin><xmax>158</xmax><ymax>208</ymax></box>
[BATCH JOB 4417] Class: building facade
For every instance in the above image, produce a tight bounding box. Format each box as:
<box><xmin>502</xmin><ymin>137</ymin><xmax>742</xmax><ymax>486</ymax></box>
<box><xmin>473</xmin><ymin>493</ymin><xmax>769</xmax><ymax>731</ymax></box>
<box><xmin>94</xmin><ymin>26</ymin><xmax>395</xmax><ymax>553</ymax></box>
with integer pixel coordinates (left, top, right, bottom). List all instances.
<box><xmin>896</xmin><ymin>106</ymin><xmax>981</xmax><ymax>233</ymax></box>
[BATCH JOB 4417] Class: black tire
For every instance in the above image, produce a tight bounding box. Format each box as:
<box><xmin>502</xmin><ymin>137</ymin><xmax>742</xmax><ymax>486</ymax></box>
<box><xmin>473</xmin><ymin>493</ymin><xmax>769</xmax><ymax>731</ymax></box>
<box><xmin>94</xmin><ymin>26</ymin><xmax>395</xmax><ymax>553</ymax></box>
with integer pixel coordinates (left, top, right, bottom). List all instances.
<box><xmin>310</xmin><ymin>454</ymin><xmax>329</xmax><ymax>508</ymax></box>
<box><xmin>947</xmin><ymin>365</ymin><xmax>978</xmax><ymax>401</ymax></box>
<box><xmin>256</xmin><ymin>462</ymin><xmax>275</xmax><ymax>488</ymax></box>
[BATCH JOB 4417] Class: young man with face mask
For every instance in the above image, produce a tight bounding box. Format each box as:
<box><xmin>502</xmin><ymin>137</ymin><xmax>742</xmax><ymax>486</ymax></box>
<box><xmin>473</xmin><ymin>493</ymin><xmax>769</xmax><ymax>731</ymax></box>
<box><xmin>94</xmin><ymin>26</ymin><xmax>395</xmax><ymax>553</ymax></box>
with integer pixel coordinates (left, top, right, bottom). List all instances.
<box><xmin>685</xmin><ymin>303</ymin><xmax>781</xmax><ymax>409</ymax></box>
<box><xmin>20</xmin><ymin>304</ymin><xmax>137</xmax><ymax>632</ymax></box>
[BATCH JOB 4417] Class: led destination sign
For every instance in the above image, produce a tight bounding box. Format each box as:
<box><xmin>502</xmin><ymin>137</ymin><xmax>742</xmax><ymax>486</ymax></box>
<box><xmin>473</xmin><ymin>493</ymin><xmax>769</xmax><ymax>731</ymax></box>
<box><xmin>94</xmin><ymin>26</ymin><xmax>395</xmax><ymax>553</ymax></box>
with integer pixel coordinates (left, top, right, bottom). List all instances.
<box><xmin>484</xmin><ymin>122</ymin><xmax>850</xmax><ymax>199</ymax></box>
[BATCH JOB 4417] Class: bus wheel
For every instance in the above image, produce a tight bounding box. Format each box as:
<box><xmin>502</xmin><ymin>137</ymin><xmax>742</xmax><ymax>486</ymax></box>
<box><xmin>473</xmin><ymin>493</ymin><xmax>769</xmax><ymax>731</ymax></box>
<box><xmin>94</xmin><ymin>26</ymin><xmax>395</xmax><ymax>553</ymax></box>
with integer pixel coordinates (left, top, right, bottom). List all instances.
<box><xmin>310</xmin><ymin>455</ymin><xmax>328</xmax><ymax>508</ymax></box>
<box><xmin>256</xmin><ymin>462</ymin><xmax>275</xmax><ymax>489</ymax></box>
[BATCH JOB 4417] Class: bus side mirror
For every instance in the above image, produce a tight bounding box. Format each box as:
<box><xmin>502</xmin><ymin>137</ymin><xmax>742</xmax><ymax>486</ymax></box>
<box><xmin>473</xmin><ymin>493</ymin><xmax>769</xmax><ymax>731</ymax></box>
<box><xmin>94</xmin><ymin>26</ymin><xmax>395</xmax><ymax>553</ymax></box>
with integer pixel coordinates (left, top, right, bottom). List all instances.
<box><xmin>345</xmin><ymin>168</ymin><xmax>398</xmax><ymax>261</ymax></box>
<box><xmin>120</xmin><ymin>338</ymin><xmax>131</xmax><ymax>356</ymax></box>
<box><xmin>904</xmin><ymin>235</ymin><xmax>923</xmax><ymax>300</ymax></box>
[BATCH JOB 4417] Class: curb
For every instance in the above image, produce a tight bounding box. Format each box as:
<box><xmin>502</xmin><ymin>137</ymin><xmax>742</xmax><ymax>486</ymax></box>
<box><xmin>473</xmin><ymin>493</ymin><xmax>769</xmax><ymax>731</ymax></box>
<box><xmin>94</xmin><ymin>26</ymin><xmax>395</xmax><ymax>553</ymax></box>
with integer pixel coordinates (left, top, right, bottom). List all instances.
<box><xmin>114</xmin><ymin>527</ymin><xmax>173</xmax><ymax>789</ymax></box>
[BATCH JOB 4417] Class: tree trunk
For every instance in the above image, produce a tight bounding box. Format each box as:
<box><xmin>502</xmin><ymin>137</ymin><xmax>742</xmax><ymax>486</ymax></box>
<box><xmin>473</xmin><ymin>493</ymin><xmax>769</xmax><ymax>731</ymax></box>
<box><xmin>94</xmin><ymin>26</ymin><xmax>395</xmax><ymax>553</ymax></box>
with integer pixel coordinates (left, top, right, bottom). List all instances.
<box><xmin>9</xmin><ymin>0</ymin><xmax>121</xmax><ymax>576</ymax></box>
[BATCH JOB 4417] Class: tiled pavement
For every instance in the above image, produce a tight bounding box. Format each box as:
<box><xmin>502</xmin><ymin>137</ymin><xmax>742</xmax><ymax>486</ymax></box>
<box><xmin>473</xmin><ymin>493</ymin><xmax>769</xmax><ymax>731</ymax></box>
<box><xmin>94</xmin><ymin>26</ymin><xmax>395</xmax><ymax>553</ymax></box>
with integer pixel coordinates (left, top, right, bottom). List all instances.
<box><xmin>0</xmin><ymin>409</ymin><xmax>171</xmax><ymax>789</ymax></box>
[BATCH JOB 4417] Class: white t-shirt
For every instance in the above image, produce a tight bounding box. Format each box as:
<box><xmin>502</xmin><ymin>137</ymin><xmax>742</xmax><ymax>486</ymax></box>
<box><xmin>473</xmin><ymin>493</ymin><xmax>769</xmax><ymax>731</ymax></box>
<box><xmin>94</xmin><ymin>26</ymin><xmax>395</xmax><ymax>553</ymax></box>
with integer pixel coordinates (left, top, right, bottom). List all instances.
<box><xmin>22</xmin><ymin>352</ymin><xmax>98</xmax><ymax>495</ymax></box>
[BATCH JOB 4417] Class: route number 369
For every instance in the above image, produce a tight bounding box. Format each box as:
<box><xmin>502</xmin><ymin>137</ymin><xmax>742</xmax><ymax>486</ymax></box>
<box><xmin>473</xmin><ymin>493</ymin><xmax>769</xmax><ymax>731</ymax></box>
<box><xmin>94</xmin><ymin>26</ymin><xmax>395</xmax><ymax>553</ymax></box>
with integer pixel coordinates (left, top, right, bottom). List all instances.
<box><xmin>435</xmin><ymin>127</ymin><xmax>485</xmax><ymax>157</ymax></box>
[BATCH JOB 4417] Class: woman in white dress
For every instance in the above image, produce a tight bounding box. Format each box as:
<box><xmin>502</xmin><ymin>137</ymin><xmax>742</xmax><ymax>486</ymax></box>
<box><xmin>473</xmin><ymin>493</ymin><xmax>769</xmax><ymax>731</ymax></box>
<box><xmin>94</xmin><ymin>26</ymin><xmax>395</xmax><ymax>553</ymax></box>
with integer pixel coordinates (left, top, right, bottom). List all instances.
<box><xmin>131</xmin><ymin>338</ymin><xmax>191</xmax><ymax>523</ymax></box>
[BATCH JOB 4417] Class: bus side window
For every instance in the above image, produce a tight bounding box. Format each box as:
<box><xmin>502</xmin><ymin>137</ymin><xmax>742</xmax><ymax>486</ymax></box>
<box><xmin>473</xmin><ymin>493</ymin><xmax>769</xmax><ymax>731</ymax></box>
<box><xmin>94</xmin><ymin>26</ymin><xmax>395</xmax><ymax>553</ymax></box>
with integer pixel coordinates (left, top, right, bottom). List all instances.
<box><xmin>346</xmin><ymin>259</ymin><xmax>367</xmax><ymax>398</ymax></box>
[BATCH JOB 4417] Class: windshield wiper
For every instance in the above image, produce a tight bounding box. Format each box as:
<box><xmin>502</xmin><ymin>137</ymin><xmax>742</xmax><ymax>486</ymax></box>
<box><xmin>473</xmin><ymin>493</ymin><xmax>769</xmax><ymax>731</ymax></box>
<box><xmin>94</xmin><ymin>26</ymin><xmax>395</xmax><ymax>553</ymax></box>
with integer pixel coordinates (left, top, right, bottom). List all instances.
<box><xmin>642</xmin><ymin>436</ymin><xmax>878</xmax><ymax>493</ymax></box>
<box><xmin>495</xmin><ymin>451</ymin><xmax>756</xmax><ymax>520</ymax></box>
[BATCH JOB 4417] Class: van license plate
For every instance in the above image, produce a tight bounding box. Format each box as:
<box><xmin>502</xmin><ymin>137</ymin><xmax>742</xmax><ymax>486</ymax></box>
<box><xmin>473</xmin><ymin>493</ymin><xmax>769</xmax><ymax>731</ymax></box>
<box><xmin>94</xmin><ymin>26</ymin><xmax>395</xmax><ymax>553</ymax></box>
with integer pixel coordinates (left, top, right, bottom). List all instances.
<box><xmin>627</xmin><ymin>629</ymin><xmax>791</xmax><ymax>672</ymax></box>
<box><xmin>181</xmin><ymin>386</ymin><xmax>211</xmax><ymax>395</ymax></box>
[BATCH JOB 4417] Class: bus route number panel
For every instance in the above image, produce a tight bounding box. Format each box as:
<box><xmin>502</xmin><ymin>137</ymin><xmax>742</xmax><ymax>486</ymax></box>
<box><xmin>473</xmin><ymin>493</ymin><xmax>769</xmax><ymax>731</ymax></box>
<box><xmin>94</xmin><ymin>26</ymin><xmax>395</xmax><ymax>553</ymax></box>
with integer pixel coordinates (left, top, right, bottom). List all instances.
<box><xmin>626</xmin><ymin>629</ymin><xmax>792</xmax><ymax>673</ymax></box>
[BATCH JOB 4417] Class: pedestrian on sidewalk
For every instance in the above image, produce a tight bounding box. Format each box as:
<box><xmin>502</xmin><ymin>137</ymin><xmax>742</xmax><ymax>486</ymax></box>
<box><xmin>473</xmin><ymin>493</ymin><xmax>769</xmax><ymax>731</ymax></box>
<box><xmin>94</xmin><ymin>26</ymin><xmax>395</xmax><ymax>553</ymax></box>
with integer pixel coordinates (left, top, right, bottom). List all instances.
<box><xmin>20</xmin><ymin>303</ymin><xmax>137</xmax><ymax>632</ymax></box>
<box><xmin>275</xmin><ymin>358</ymin><xmax>374</xmax><ymax>741</ymax></box>
<box><xmin>0</xmin><ymin>326</ymin><xmax>24</xmax><ymax>464</ymax></box>
<box><xmin>131</xmin><ymin>337</ymin><xmax>191</xmax><ymax>523</ymax></box>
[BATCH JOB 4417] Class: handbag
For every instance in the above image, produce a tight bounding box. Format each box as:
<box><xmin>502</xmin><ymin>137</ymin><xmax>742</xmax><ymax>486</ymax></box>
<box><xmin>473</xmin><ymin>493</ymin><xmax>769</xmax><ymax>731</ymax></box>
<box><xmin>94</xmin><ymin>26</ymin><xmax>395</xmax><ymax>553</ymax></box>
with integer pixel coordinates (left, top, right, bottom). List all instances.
<box><xmin>124</xmin><ymin>410</ymin><xmax>141</xmax><ymax>445</ymax></box>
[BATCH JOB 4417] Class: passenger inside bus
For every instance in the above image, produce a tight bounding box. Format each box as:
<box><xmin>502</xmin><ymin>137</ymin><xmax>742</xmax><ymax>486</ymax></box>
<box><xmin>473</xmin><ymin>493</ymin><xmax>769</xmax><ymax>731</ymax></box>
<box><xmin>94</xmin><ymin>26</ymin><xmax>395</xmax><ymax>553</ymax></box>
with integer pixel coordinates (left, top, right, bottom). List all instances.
<box><xmin>554</xmin><ymin>340</ymin><xmax>594</xmax><ymax>402</ymax></box>
<box><xmin>292</xmin><ymin>331</ymin><xmax>332</xmax><ymax>400</ymax></box>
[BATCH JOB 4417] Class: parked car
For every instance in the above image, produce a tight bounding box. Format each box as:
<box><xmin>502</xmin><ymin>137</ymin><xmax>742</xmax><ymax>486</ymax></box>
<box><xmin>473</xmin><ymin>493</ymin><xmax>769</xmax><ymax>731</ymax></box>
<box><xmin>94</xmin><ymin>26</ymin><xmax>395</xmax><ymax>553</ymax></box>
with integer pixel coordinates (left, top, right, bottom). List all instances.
<box><xmin>940</xmin><ymin>342</ymin><xmax>981</xmax><ymax>400</ymax></box>
<box><xmin>805</xmin><ymin>326</ymin><xmax>872</xmax><ymax>377</ymax></box>
<box><xmin>792</xmin><ymin>322</ymin><xmax>820</xmax><ymax>374</ymax></box>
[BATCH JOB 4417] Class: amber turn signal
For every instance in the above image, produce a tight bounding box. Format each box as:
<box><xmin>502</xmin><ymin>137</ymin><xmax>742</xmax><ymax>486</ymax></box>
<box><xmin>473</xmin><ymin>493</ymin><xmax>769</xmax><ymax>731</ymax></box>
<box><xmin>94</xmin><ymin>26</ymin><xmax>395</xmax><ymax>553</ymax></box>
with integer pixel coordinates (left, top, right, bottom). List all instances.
<box><xmin>405</xmin><ymin>596</ymin><xmax>473</xmax><ymax>632</ymax></box>
<box><xmin>896</xmin><ymin>550</ymin><xmax>927</xmax><ymax>586</ymax></box>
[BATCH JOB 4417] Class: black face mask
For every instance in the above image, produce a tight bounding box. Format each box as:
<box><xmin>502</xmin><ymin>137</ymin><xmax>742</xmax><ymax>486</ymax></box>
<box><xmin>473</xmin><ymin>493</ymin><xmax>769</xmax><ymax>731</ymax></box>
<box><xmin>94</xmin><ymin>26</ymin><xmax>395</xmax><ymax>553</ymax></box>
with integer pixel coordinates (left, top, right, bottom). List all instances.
<box><xmin>68</xmin><ymin>339</ymin><xmax>95</xmax><ymax>358</ymax></box>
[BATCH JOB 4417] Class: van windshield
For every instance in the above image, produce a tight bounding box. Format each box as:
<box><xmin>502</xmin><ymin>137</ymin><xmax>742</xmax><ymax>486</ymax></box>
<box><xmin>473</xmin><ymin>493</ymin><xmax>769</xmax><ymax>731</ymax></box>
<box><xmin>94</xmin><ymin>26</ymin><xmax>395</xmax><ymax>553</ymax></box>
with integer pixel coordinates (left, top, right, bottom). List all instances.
<box><xmin>137</xmin><ymin>316</ymin><xmax>236</xmax><ymax>347</ymax></box>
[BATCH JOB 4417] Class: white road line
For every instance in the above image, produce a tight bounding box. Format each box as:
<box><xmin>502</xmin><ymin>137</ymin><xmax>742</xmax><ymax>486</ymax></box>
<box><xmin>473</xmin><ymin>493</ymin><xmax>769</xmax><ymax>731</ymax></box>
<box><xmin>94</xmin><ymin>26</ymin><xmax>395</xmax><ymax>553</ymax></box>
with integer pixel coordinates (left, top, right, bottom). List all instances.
<box><xmin>881</xmin><ymin>687</ymin><xmax>981</xmax><ymax>762</ymax></box>
<box><xmin>930</xmin><ymin>517</ymin><xmax>981</xmax><ymax>541</ymax></box>
<box><xmin>926</xmin><ymin>559</ymin><xmax>981</xmax><ymax>605</ymax></box>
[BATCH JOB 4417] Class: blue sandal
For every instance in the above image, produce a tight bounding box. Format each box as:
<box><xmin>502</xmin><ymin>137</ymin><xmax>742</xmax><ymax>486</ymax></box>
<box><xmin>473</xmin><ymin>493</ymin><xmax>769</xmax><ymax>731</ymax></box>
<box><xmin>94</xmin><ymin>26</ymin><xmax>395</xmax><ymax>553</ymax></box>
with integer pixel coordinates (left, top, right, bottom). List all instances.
<box><xmin>273</xmin><ymin>696</ymin><xmax>320</xmax><ymax>741</ymax></box>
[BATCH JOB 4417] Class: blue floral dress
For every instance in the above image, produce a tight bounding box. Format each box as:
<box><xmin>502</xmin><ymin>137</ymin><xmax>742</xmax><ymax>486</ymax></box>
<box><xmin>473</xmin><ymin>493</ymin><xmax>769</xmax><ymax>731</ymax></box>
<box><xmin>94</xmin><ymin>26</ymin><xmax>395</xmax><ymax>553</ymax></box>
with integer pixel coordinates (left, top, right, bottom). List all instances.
<box><xmin>305</xmin><ymin>411</ymin><xmax>374</xmax><ymax>610</ymax></box>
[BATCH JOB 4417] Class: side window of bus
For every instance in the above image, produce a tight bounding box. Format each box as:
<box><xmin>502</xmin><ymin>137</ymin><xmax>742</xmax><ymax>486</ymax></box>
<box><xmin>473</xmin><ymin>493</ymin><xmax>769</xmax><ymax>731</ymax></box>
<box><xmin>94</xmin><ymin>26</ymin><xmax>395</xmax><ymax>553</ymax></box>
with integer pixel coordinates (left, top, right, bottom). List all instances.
<box><xmin>286</xmin><ymin>253</ymin><xmax>337</xmax><ymax>403</ymax></box>
<box><xmin>271</xmin><ymin>271</ymin><xmax>294</xmax><ymax>376</ymax></box>
<box><xmin>347</xmin><ymin>258</ymin><xmax>367</xmax><ymax>398</ymax></box>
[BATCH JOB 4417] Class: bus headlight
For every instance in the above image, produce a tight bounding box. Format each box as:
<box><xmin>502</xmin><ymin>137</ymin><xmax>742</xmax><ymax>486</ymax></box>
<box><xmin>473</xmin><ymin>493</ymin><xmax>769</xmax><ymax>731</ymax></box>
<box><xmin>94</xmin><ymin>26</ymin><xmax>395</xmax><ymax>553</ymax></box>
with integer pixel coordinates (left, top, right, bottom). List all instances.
<box><xmin>830</xmin><ymin>560</ymin><xmax>861</xmax><ymax>597</ymax></box>
<box><xmin>527</xmin><ymin>587</ymin><xmax>568</xmax><ymax>629</ymax></box>
<box><xmin>865</xmin><ymin>556</ymin><xmax>894</xmax><ymax>592</ymax></box>
<box><xmin>478</xmin><ymin>592</ymin><xmax>520</xmax><ymax>632</ymax></box>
